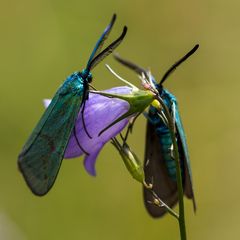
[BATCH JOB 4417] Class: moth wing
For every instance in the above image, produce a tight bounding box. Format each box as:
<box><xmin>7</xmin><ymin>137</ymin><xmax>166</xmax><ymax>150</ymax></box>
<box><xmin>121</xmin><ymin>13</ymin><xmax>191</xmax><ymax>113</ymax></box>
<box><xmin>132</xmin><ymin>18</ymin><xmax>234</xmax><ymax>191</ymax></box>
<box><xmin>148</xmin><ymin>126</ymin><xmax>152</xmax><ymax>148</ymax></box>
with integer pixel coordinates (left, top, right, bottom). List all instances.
<box><xmin>143</xmin><ymin>120</ymin><xmax>178</xmax><ymax>218</ymax></box>
<box><xmin>18</xmin><ymin>87</ymin><xmax>83</xmax><ymax>196</ymax></box>
<box><xmin>173</xmin><ymin>101</ymin><xmax>196</xmax><ymax>211</ymax></box>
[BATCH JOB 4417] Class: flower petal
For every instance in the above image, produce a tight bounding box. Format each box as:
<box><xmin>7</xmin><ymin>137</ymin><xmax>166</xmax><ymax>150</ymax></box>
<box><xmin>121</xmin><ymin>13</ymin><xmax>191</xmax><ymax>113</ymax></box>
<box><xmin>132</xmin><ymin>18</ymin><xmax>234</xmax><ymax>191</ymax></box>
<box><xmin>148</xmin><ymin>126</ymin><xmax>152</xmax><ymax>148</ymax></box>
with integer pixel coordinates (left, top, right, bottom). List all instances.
<box><xmin>43</xmin><ymin>86</ymin><xmax>132</xmax><ymax>175</ymax></box>
<box><xmin>83</xmin><ymin>144</ymin><xmax>102</xmax><ymax>176</ymax></box>
<box><xmin>64</xmin><ymin>86</ymin><xmax>132</xmax><ymax>158</ymax></box>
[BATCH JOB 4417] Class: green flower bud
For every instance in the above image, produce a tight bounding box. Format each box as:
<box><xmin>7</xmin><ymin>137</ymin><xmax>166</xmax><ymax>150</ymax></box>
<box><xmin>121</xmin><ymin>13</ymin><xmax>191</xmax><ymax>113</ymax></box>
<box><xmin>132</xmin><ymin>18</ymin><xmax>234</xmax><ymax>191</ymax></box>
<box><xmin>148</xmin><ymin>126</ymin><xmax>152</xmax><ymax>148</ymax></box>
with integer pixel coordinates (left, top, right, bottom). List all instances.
<box><xmin>91</xmin><ymin>88</ymin><xmax>156</xmax><ymax>136</ymax></box>
<box><xmin>112</xmin><ymin>138</ymin><xmax>144</xmax><ymax>184</ymax></box>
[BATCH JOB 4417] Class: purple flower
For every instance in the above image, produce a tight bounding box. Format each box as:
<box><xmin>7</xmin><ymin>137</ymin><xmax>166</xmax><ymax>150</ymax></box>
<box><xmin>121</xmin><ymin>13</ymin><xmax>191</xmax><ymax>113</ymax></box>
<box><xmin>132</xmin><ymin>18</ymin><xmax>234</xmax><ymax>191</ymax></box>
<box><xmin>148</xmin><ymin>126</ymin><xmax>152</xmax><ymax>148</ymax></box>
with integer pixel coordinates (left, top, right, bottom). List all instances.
<box><xmin>44</xmin><ymin>83</ymin><xmax>156</xmax><ymax>176</ymax></box>
<box><xmin>44</xmin><ymin>86</ymin><xmax>132</xmax><ymax>176</ymax></box>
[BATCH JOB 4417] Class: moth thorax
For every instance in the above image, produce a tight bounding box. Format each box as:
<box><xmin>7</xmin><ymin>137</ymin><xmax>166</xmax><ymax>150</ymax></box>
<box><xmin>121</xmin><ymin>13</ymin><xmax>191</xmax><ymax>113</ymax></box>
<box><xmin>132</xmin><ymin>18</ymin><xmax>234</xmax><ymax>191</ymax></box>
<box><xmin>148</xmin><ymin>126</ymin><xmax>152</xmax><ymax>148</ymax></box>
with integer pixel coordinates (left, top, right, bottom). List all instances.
<box><xmin>81</xmin><ymin>69</ymin><xmax>93</xmax><ymax>83</ymax></box>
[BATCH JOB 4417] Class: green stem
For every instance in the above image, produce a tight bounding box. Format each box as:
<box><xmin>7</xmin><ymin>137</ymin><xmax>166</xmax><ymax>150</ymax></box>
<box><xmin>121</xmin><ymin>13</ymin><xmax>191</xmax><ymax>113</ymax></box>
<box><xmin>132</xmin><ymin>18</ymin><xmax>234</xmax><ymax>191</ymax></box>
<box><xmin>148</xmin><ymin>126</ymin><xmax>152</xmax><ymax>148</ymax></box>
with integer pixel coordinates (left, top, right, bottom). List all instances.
<box><xmin>147</xmin><ymin>187</ymin><xmax>179</xmax><ymax>219</ymax></box>
<box><xmin>157</xmin><ymin>95</ymin><xmax>187</xmax><ymax>240</ymax></box>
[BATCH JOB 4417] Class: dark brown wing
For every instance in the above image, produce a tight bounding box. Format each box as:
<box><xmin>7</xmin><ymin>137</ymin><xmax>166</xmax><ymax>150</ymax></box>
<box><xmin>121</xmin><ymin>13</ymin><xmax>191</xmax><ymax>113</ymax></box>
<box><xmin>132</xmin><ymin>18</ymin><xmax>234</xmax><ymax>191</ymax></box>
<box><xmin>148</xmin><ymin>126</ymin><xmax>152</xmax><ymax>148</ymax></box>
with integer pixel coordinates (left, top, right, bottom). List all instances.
<box><xmin>143</xmin><ymin>121</ymin><xmax>178</xmax><ymax>218</ymax></box>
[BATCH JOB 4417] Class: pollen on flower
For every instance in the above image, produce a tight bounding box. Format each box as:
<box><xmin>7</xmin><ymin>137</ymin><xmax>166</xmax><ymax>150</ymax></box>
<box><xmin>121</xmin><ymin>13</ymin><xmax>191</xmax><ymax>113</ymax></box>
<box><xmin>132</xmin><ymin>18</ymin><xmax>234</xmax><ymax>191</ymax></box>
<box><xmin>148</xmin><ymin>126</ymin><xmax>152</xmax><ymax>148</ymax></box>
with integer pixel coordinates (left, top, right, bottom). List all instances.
<box><xmin>151</xmin><ymin>99</ymin><xmax>161</xmax><ymax>110</ymax></box>
<box><xmin>141</xmin><ymin>81</ymin><xmax>152</xmax><ymax>90</ymax></box>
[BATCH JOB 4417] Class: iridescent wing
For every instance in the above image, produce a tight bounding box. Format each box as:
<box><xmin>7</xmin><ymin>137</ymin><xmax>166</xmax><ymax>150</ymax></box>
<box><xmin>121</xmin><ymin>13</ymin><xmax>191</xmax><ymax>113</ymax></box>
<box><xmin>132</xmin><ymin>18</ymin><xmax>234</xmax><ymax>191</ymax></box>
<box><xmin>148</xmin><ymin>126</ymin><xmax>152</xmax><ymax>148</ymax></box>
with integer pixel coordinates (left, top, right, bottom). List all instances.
<box><xmin>173</xmin><ymin>100</ymin><xmax>196</xmax><ymax>211</ymax></box>
<box><xmin>18</xmin><ymin>15</ymin><xmax>128</xmax><ymax>196</ymax></box>
<box><xmin>18</xmin><ymin>74</ymin><xmax>84</xmax><ymax>196</ymax></box>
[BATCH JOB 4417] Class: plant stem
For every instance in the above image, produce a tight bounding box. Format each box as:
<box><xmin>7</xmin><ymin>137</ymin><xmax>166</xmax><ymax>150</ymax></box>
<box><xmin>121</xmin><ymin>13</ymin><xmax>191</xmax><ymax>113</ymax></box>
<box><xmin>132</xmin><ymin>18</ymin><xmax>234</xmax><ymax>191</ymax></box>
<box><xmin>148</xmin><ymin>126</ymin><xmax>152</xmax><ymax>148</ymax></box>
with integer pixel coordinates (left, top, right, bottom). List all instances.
<box><xmin>146</xmin><ymin>187</ymin><xmax>179</xmax><ymax>219</ymax></box>
<box><xmin>157</xmin><ymin>95</ymin><xmax>187</xmax><ymax>240</ymax></box>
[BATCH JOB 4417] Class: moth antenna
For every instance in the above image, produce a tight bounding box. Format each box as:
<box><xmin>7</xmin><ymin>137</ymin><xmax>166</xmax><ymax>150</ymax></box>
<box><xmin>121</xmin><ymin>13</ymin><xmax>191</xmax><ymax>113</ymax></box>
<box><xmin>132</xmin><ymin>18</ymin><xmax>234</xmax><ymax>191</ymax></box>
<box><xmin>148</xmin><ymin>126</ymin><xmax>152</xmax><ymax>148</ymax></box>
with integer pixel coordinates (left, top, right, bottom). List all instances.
<box><xmin>160</xmin><ymin>44</ymin><xmax>199</xmax><ymax>85</ymax></box>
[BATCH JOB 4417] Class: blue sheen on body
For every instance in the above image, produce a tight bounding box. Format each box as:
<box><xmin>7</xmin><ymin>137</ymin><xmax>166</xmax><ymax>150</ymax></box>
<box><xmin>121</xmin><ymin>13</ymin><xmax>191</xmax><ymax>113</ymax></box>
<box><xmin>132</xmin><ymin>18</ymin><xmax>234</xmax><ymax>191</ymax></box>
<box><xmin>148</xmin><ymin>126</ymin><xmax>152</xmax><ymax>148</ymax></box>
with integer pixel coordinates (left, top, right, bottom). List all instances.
<box><xmin>148</xmin><ymin>89</ymin><xmax>184</xmax><ymax>181</ymax></box>
<box><xmin>112</xmin><ymin>47</ymin><xmax>198</xmax><ymax>217</ymax></box>
<box><xmin>62</xmin><ymin>72</ymin><xmax>85</xmax><ymax>95</ymax></box>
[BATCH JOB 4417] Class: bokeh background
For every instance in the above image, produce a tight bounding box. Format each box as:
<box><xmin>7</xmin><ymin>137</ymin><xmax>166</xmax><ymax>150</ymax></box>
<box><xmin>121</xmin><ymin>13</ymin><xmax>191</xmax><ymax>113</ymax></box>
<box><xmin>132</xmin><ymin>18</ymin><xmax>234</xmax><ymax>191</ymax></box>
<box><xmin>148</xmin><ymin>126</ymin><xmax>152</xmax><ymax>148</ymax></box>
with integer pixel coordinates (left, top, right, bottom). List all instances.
<box><xmin>0</xmin><ymin>0</ymin><xmax>239</xmax><ymax>239</ymax></box>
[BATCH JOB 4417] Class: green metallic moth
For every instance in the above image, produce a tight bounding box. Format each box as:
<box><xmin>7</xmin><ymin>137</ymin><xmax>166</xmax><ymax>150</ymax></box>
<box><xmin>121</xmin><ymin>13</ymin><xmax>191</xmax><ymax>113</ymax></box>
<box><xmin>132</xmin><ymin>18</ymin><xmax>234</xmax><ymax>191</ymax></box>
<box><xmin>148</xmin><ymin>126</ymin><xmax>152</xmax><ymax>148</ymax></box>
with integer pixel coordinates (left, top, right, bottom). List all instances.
<box><xmin>114</xmin><ymin>45</ymin><xmax>198</xmax><ymax>217</ymax></box>
<box><xmin>18</xmin><ymin>14</ymin><xmax>127</xmax><ymax>196</ymax></box>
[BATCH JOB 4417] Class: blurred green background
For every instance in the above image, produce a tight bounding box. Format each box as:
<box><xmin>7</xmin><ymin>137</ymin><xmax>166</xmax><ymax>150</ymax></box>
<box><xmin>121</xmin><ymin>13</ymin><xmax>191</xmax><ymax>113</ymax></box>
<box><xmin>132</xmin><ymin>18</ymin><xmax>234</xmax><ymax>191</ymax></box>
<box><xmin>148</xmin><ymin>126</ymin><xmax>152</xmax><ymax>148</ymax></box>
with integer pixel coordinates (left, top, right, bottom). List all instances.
<box><xmin>0</xmin><ymin>0</ymin><xmax>239</xmax><ymax>239</ymax></box>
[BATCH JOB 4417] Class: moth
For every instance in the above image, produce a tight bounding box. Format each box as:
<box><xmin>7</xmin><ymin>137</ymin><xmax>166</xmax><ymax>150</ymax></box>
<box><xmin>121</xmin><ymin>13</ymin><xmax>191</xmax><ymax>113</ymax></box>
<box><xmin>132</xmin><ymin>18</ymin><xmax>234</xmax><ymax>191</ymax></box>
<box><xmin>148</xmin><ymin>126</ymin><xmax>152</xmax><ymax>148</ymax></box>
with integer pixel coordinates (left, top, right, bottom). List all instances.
<box><xmin>114</xmin><ymin>45</ymin><xmax>198</xmax><ymax>217</ymax></box>
<box><xmin>18</xmin><ymin>14</ymin><xmax>127</xmax><ymax>196</ymax></box>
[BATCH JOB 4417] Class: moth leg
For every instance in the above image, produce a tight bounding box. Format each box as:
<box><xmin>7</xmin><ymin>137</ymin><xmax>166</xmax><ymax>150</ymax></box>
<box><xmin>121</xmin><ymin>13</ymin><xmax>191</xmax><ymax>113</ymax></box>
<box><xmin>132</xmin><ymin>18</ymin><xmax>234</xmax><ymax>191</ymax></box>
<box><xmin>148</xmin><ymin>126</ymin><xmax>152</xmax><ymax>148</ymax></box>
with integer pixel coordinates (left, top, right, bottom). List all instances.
<box><xmin>81</xmin><ymin>99</ymin><xmax>92</xmax><ymax>139</ymax></box>
<box><xmin>121</xmin><ymin>112</ymin><xmax>141</xmax><ymax>143</ymax></box>
<box><xmin>73</xmin><ymin>125</ymin><xmax>89</xmax><ymax>155</ymax></box>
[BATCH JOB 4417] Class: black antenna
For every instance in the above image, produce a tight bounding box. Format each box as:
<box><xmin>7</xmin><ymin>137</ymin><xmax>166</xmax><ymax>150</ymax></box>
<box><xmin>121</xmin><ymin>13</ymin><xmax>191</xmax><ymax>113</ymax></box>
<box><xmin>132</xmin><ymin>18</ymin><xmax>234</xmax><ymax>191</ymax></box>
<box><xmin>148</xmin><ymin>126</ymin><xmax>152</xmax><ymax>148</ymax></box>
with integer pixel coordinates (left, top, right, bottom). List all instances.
<box><xmin>160</xmin><ymin>44</ymin><xmax>199</xmax><ymax>85</ymax></box>
<box><xmin>88</xmin><ymin>26</ymin><xmax>127</xmax><ymax>70</ymax></box>
<box><xmin>86</xmin><ymin>14</ymin><xmax>117</xmax><ymax>71</ymax></box>
<box><xmin>114</xmin><ymin>53</ymin><xmax>148</xmax><ymax>77</ymax></box>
